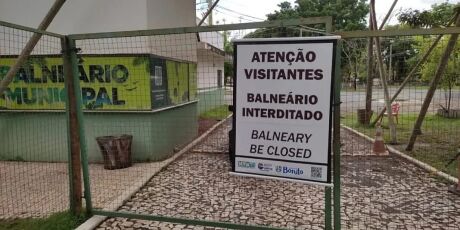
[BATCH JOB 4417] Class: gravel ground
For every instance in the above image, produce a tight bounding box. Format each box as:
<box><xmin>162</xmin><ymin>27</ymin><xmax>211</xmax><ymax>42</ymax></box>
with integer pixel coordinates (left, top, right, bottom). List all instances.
<box><xmin>96</xmin><ymin>121</ymin><xmax>460</xmax><ymax>230</ymax></box>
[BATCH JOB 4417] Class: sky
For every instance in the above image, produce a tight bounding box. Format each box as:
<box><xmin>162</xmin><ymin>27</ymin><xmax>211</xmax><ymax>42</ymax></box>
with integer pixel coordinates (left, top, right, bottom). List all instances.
<box><xmin>197</xmin><ymin>0</ymin><xmax>460</xmax><ymax>33</ymax></box>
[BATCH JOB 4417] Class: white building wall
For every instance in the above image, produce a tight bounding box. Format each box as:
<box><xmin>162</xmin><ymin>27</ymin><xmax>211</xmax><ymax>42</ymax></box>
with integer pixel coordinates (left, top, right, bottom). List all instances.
<box><xmin>195</xmin><ymin>19</ymin><xmax>225</xmax><ymax>90</ymax></box>
<box><xmin>197</xmin><ymin>50</ymin><xmax>224</xmax><ymax>90</ymax></box>
<box><xmin>0</xmin><ymin>0</ymin><xmax>197</xmax><ymax>62</ymax></box>
<box><xmin>196</xmin><ymin>18</ymin><xmax>224</xmax><ymax>50</ymax></box>
<box><xmin>145</xmin><ymin>0</ymin><xmax>197</xmax><ymax>62</ymax></box>
<box><xmin>0</xmin><ymin>0</ymin><xmax>225</xmax><ymax>88</ymax></box>
<box><xmin>147</xmin><ymin>1</ymin><xmax>195</xmax><ymax>29</ymax></box>
<box><xmin>0</xmin><ymin>0</ymin><xmax>149</xmax><ymax>34</ymax></box>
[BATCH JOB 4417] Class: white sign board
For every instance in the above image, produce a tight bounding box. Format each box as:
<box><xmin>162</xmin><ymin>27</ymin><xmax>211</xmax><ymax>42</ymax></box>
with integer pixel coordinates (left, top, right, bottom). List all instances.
<box><xmin>232</xmin><ymin>37</ymin><xmax>339</xmax><ymax>185</ymax></box>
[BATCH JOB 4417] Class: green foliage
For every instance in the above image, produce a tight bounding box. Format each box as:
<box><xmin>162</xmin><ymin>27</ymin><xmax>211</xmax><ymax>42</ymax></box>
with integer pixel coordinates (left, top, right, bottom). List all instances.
<box><xmin>223</xmin><ymin>30</ymin><xmax>234</xmax><ymax>85</ymax></box>
<box><xmin>267</xmin><ymin>0</ymin><xmax>369</xmax><ymax>31</ymax></box>
<box><xmin>342</xmin><ymin>39</ymin><xmax>367</xmax><ymax>83</ymax></box>
<box><xmin>245</xmin><ymin>0</ymin><xmax>369</xmax><ymax>81</ymax></box>
<box><xmin>223</xmin><ymin>31</ymin><xmax>233</xmax><ymax>54</ymax></box>
<box><xmin>380</xmin><ymin>35</ymin><xmax>418</xmax><ymax>83</ymax></box>
<box><xmin>245</xmin><ymin>0</ymin><xmax>368</xmax><ymax>38</ymax></box>
<box><xmin>397</xmin><ymin>2</ymin><xmax>460</xmax><ymax>110</ymax></box>
<box><xmin>398</xmin><ymin>2</ymin><xmax>459</xmax><ymax>28</ymax></box>
<box><xmin>416</xmin><ymin>37</ymin><xmax>459</xmax><ymax>82</ymax></box>
<box><xmin>224</xmin><ymin>62</ymin><xmax>233</xmax><ymax>85</ymax></box>
<box><xmin>412</xmin><ymin>36</ymin><xmax>460</xmax><ymax>110</ymax></box>
<box><xmin>0</xmin><ymin>212</ymin><xmax>87</xmax><ymax>230</ymax></box>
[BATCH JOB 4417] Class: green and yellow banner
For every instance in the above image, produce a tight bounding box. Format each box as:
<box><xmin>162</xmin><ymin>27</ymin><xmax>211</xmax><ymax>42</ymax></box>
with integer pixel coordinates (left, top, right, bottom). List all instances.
<box><xmin>0</xmin><ymin>56</ymin><xmax>151</xmax><ymax>110</ymax></box>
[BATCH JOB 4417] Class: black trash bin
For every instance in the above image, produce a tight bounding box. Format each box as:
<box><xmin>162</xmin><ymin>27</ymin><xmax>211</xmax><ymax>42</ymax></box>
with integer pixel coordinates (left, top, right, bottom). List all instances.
<box><xmin>96</xmin><ymin>135</ymin><xmax>133</xmax><ymax>170</ymax></box>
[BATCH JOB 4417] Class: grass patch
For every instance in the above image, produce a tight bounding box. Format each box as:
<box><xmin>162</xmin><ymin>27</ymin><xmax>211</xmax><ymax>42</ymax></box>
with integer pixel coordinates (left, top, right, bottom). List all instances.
<box><xmin>342</xmin><ymin>113</ymin><xmax>460</xmax><ymax>177</ymax></box>
<box><xmin>0</xmin><ymin>212</ymin><xmax>87</xmax><ymax>230</ymax></box>
<box><xmin>199</xmin><ymin>105</ymin><xmax>232</xmax><ymax>120</ymax></box>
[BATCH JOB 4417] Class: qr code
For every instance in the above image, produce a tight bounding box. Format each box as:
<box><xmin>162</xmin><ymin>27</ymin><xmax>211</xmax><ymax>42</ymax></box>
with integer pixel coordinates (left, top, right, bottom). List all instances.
<box><xmin>311</xmin><ymin>167</ymin><xmax>322</xmax><ymax>179</ymax></box>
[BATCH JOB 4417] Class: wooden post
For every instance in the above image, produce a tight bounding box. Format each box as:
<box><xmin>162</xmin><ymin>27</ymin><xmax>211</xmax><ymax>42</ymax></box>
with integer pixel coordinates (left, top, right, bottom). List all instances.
<box><xmin>0</xmin><ymin>0</ymin><xmax>67</xmax><ymax>96</ymax></box>
<box><xmin>371</xmin><ymin>8</ymin><xmax>459</xmax><ymax>126</ymax></box>
<box><xmin>365</xmin><ymin>10</ymin><xmax>374</xmax><ymax>122</ymax></box>
<box><xmin>62</xmin><ymin>37</ymin><xmax>83</xmax><ymax>215</ymax></box>
<box><xmin>365</xmin><ymin>0</ymin><xmax>397</xmax><ymax>125</ymax></box>
<box><xmin>371</xmin><ymin>34</ymin><xmax>444</xmax><ymax>125</ymax></box>
<box><xmin>378</xmin><ymin>0</ymin><xmax>399</xmax><ymax>30</ymax></box>
<box><xmin>198</xmin><ymin>0</ymin><xmax>220</xmax><ymax>26</ymax></box>
<box><xmin>371</xmin><ymin>1</ymin><xmax>397</xmax><ymax>144</ymax></box>
<box><xmin>406</xmin><ymin>8</ymin><xmax>460</xmax><ymax>151</ymax></box>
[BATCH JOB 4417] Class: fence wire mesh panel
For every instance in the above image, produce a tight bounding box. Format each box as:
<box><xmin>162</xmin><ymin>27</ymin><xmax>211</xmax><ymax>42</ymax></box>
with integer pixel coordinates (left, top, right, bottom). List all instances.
<box><xmin>0</xmin><ymin>25</ymin><xmax>69</xmax><ymax>219</ymax></box>
<box><xmin>73</xmin><ymin>26</ymin><xmax>337</xmax><ymax>229</ymax></box>
<box><xmin>340</xmin><ymin>35</ymin><xmax>459</xmax><ymax>229</ymax></box>
<box><xmin>0</xmin><ymin>18</ymin><xmax>459</xmax><ymax>229</ymax></box>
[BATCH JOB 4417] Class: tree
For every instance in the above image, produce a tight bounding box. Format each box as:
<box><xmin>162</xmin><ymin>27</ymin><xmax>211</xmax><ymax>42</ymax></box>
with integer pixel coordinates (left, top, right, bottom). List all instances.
<box><xmin>398</xmin><ymin>2</ymin><xmax>458</xmax><ymax>28</ymax></box>
<box><xmin>342</xmin><ymin>39</ymin><xmax>367</xmax><ymax>88</ymax></box>
<box><xmin>245</xmin><ymin>0</ymin><xmax>369</xmax><ymax>83</ymax></box>
<box><xmin>415</xmin><ymin>36</ymin><xmax>460</xmax><ymax>112</ymax></box>
<box><xmin>267</xmin><ymin>0</ymin><xmax>369</xmax><ymax>31</ymax></box>
<box><xmin>245</xmin><ymin>0</ymin><xmax>369</xmax><ymax>38</ymax></box>
<box><xmin>223</xmin><ymin>31</ymin><xmax>234</xmax><ymax>86</ymax></box>
<box><xmin>397</xmin><ymin>2</ymin><xmax>460</xmax><ymax>112</ymax></box>
<box><xmin>406</xmin><ymin>6</ymin><xmax>460</xmax><ymax>151</ymax></box>
<box><xmin>379</xmin><ymin>29</ymin><xmax>418</xmax><ymax>83</ymax></box>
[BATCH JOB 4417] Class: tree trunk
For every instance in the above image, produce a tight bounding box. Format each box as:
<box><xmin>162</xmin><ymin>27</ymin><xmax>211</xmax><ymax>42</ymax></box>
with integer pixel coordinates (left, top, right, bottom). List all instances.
<box><xmin>406</xmin><ymin>10</ymin><xmax>460</xmax><ymax>151</ymax></box>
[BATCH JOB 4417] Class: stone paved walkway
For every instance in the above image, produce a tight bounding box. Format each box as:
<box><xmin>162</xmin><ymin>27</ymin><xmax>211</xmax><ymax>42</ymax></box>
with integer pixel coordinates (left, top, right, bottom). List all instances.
<box><xmin>96</xmin><ymin>121</ymin><xmax>460</xmax><ymax>229</ymax></box>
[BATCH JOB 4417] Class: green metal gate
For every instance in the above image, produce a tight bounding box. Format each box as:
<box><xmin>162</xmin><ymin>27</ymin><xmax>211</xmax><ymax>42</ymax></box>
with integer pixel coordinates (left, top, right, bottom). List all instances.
<box><xmin>65</xmin><ymin>17</ymin><xmax>343</xmax><ymax>229</ymax></box>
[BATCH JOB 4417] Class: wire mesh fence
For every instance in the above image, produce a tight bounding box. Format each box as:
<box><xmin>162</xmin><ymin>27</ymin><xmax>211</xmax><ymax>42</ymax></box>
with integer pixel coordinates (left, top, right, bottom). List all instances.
<box><xmin>339</xmin><ymin>35</ymin><xmax>460</xmax><ymax>229</ymax></box>
<box><xmin>0</xmin><ymin>25</ymin><xmax>69</xmax><ymax>219</ymax></box>
<box><xmin>0</xmin><ymin>18</ymin><xmax>459</xmax><ymax>230</ymax></box>
<box><xmin>72</xmin><ymin>27</ymin><xmax>337</xmax><ymax>229</ymax></box>
<box><xmin>68</xmin><ymin>24</ymin><xmax>459</xmax><ymax>229</ymax></box>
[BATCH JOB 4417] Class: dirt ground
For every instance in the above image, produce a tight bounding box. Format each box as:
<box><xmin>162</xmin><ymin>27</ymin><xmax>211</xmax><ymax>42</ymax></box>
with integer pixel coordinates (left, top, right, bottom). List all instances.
<box><xmin>198</xmin><ymin>118</ymin><xmax>219</xmax><ymax>136</ymax></box>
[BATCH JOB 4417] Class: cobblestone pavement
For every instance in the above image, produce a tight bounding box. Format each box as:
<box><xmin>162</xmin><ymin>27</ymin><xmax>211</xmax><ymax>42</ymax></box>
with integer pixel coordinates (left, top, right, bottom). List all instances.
<box><xmin>97</xmin><ymin>121</ymin><xmax>460</xmax><ymax>229</ymax></box>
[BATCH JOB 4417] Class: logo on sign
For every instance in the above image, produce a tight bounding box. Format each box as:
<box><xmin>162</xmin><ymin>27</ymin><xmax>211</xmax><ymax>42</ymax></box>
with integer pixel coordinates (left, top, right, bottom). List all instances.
<box><xmin>276</xmin><ymin>166</ymin><xmax>304</xmax><ymax>175</ymax></box>
<box><xmin>275</xmin><ymin>165</ymin><xmax>282</xmax><ymax>172</ymax></box>
<box><xmin>237</xmin><ymin>161</ymin><xmax>256</xmax><ymax>169</ymax></box>
<box><xmin>258</xmin><ymin>163</ymin><xmax>273</xmax><ymax>172</ymax></box>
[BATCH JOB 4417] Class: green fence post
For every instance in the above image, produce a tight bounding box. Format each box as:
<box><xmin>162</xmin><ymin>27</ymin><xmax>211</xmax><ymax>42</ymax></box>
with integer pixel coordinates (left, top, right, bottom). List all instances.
<box><xmin>333</xmin><ymin>39</ymin><xmax>343</xmax><ymax>230</ymax></box>
<box><xmin>62</xmin><ymin>37</ymin><xmax>77</xmax><ymax>215</ymax></box>
<box><xmin>325</xmin><ymin>187</ymin><xmax>332</xmax><ymax>229</ymax></box>
<box><xmin>67</xmin><ymin>37</ymin><xmax>93</xmax><ymax>216</ymax></box>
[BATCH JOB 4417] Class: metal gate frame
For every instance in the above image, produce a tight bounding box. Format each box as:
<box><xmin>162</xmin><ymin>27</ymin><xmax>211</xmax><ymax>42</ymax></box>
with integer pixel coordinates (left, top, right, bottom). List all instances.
<box><xmin>63</xmin><ymin>16</ymin><xmax>342</xmax><ymax>230</ymax></box>
<box><xmin>2</xmin><ymin>14</ymin><xmax>459</xmax><ymax>230</ymax></box>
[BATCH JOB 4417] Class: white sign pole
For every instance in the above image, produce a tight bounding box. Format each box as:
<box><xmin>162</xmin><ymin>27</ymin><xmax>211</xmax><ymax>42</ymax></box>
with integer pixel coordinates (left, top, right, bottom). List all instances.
<box><xmin>232</xmin><ymin>37</ymin><xmax>340</xmax><ymax>186</ymax></box>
